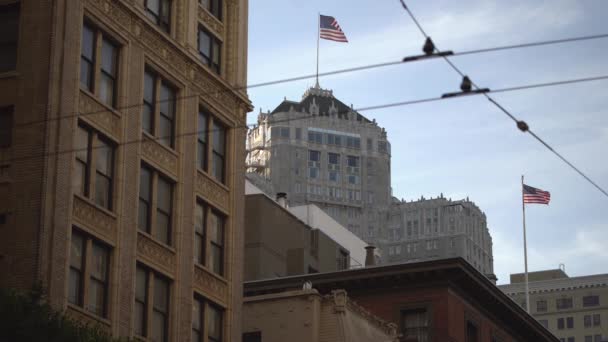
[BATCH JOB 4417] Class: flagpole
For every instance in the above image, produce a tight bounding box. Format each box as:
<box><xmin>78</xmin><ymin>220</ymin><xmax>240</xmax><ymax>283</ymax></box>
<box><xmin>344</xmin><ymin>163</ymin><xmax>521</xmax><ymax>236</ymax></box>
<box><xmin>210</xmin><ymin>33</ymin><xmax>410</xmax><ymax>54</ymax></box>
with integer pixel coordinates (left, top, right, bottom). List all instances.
<box><xmin>316</xmin><ymin>12</ymin><xmax>320</xmax><ymax>88</ymax></box>
<box><xmin>522</xmin><ymin>175</ymin><xmax>530</xmax><ymax>313</ymax></box>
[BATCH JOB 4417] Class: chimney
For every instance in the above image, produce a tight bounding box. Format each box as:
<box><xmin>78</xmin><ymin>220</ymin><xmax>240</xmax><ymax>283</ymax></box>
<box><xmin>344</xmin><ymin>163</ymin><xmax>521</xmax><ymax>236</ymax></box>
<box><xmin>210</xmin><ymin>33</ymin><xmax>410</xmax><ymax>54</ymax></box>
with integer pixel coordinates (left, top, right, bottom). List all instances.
<box><xmin>364</xmin><ymin>246</ymin><xmax>376</xmax><ymax>267</ymax></box>
<box><xmin>276</xmin><ymin>192</ymin><xmax>288</xmax><ymax>208</ymax></box>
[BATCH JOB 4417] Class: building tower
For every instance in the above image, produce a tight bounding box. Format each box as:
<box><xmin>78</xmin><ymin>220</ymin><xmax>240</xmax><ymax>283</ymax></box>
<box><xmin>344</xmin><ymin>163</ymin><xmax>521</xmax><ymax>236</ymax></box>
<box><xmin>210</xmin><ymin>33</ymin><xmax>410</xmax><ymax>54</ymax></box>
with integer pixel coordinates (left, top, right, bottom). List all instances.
<box><xmin>0</xmin><ymin>0</ymin><xmax>251</xmax><ymax>340</ymax></box>
<box><xmin>246</xmin><ymin>85</ymin><xmax>392</xmax><ymax>243</ymax></box>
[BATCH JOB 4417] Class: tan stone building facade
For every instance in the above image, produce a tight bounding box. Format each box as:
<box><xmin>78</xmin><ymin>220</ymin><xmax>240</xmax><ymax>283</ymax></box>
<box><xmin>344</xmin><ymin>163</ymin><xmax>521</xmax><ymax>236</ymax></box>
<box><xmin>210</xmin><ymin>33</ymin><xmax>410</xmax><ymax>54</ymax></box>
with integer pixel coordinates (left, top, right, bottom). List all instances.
<box><xmin>0</xmin><ymin>0</ymin><xmax>250</xmax><ymax>341</ymax></box>
<box><xmin>499</xmin><ymin>270</ymin><xmax>608</xmax><ymax>342</ymax></box>
<box><xmin>242</xmin><ymin>289</ymin><xmax>398</xmax><ymax>342</ymax></box>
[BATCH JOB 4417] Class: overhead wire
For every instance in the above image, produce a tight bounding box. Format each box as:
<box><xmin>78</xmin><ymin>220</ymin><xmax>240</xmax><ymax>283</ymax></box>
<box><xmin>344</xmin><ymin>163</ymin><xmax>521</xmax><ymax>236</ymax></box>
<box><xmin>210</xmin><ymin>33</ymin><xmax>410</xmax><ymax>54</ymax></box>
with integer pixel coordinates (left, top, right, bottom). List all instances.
<box><xmin>12</xmin><ymin>32</ymin><xmax>608</xmax><ymax>128</ymax></box>
<box><xmin>399</xmin><ymin>1</ymin><xmax>608</xmax><ymax>198</ymax></box>
<box><xmin>5</xmin><ymin>74</ymin><xmax>608</xmax><ymax>164</ymax></box>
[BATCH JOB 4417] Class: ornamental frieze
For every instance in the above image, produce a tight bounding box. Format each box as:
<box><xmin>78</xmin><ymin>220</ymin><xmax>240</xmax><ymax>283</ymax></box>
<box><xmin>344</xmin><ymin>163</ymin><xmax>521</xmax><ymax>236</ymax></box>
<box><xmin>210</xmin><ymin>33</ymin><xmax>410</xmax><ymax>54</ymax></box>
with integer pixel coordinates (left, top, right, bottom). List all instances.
<box><xmin>78</xmin><ymin>91</ymin><xmax>121</xmax><ymax>140</ymax></box>
<box><xmin>72</xmin><ymin>195</ymin><xmax>117</xmax><ymax>242</ymax></box>
<box><xmin>137</xmin><ymin>233</ymin><xmax>176</xmax><ymax>276</ymax></box>
<box><xmin>196</xmin><ymin>171</ymin><xmax>229</xmax><ymax>211</ymax></box>
<box><xmin>141</xmin><ymin>134</ymin><xmax>178</xmax><ymax>177</ymax></box>
<box><xmin>194</xmin><ymin>266</ymin><xmax>228</xmax><ymax>304</ymax></box>
<box><xmin>198</xmin><ymin>7</ymin><xmax>224</xmax><ymax>37</ymax></box>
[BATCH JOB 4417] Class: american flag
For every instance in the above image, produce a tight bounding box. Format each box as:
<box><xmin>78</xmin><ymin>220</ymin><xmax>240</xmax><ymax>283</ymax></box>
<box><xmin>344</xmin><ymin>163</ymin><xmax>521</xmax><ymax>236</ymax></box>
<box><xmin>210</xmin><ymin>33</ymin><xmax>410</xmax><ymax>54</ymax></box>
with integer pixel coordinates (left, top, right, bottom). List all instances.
<box><xmin>320</xmin><ymin>15</ymin><xmax>348</xmax><ymax>43</ymax></box>
<box><xmin>523</xmin><ymin>184</ymin><xmax>551</xmax><ymax>204</ymax></box>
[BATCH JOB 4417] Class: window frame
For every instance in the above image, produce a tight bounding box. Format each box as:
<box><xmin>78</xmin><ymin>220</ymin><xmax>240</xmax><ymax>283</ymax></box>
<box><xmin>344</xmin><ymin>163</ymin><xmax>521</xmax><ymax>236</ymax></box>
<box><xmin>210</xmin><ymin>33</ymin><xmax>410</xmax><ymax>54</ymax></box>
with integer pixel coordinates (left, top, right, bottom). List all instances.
<box><xmin>138</xmin><ymin>163</ymin><xmax>175</xmax><ymax>247</ymax></box>
<box><xmin>73</xmin><ymin>122</ymin><xmax>116</xmax><ymax>211</ymax></box>
<box><xmin>399</xmin><ymin>305</ymin><xmax>431</xmax><ymax>342</ymax></box>
<box><xmin>80</xmin><ymin>21</ymin><xmax>120</xmax><ymax>108</ymax></box>
<box><xmin>195</xmin><ymin>200</ymin><xmax>226</xmax><ymax>277</ymax></box>
<box><xmin>143</xmin><ymin>68</ymin><xmax>177</xmax><ymax>149</ymax></box>
<box><xmin>212</xmin><ymin>120</ymin><xmax>226</xmax><ymax>183</ymax></box>
<box><xmin>144</xmin><ymin>0</ymin><xmax>172</xmax><ymax>33</ymax></box>
<box><xmin>583</xmin><ymin>295</ymin><xmax>600</xmax><ymax>307</ymax></box>
<box><xmin>197</xmin><ymin>26</ymin><xmax>222</xmax><ymax>75</ymax></box>
<box><xmin>67</xmin><ymin>228</ymin><xmax>111</xmax><ymax>319</ymax></box>
<box><xmin>193</xmin><ymin>294</ymin><xmax>225</xmax><ymax>342</ymax></box>
<box><xmin>135</xmin><ymin>264</ymin><xmax>172</xmax><ymax>341</ymax></box>
<box><xmin>198</xmin><ymin>108</ymin><xmax>228</xmax><ymax>185</ymax></box>
<box><xmin>0</xmin><ymin>2</ymin><xmax>20</xmax><ymax>72</ymax></box>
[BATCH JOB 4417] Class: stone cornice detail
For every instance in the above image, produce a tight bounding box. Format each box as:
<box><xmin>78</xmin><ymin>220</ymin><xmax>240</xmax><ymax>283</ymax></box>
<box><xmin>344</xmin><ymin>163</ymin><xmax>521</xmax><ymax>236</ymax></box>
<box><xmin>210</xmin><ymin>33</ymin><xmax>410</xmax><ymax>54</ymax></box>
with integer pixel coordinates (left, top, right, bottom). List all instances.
<box><xmin>198</xmin><ymin>7</ymin><xmax>224</xmax><ymax>37</ymax></box>
<box><xmin>194</xmin><ymin>265</ymin><xmax>228</xmax><ymax>305</ymax></box>
<box><xmin>137</xmin><ymin>233</ymin><xmax>176</xmax><ymax>276</ymax></box>
<box><xmin>72</xmin><ymin>195</ymin><xmax>117</xmax><ymax>243</ymax></box>
<box><xmin>141</xmin><ymin>134</ymin><xmax>178</xmax><ymax>177</ymax></box>
<box><xmin>196</xmin><ymin>171</ymin><xmax>229</xmax><ymax>211</ymax></box>
<box><xmin>84</xmin><ymin>0</ymin><xmax>251</xmax><ymax>119</ymax></box>
<box><xmin>78</xmin><ymin>90</ymin><xmax>121</xmax><ymax>140</ymax></box>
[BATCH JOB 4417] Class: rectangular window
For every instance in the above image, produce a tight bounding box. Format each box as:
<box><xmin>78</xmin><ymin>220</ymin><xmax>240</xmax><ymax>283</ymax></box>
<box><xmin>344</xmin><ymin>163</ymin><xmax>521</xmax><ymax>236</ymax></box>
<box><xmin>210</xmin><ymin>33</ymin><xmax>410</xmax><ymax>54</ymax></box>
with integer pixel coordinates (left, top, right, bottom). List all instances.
<box><xmin>401</xmin><ymin>308</ymin><xmax>429</xmax><ymax>342</ymax></box>
<box><xmin>536</xmin><ymin>299</ymin><xmax>547</xmax><ymax>312</ymax></box>
<box><xmin>295</xmin><ymin>127</ymin><xmax>302</xmax><ymax>140</ymax></box>
<box><xmin>337</xmin><ymin>249</ymin><xmax>349</xmax><ymax>270</ymax></box>
<box><xmin>138</xmin><ymin>165</ymin><xmax>174</xmax><ymax>246</ymax></box>
<box><xmin>309</xmin><ymin>150</ymin><xmax>320</xmax><ymax>162</ymax></box>
<box><xmin>145</xmin><ymin>0</ymin><xmax>171</xmax><ymax>32</ymax></box>
<box><xmin>198</xmin><ymin>111</ymin><xmax>208</xmax><ymax>170</ymax></box>
<box><xmin>466</xmin><ymin>321</ymin><xmax>479</xmax><ymax>342</ymax></box>
<box><xmin>0</xmin><ymin>106</ymin><xmax>13</xmax><ymax>147</ymax></box>
<box><xmin>557</xmin><ymin>297</ymin><xmax>573</xmax><ymax>310</ymax></box>
<box><xmin>594</xmin><ymin>335</ymin><xmax>602</xmax><ymax>342</ymax></box>
<box><xmin>68</xmin><ymin>229</ymin><xmax>111</xmax><ymax>318</ymax></box>
<box><xmin>194</xmin><ymin>202</ymin><xmax>207</xmax><ymax>265</ymax></box>
<box><xmin>308</xmin><ymin>131</ymin><xmax>322</xmax><ymax>144</ymax></box>
<box><xmin>583</xmin><ymin>295</ymin><xmax>600</xmax><ymax>307</ymax></box>
<box><xmin>567</xmin><ymin>338</ymin><xmax>574</xmax><ymax>342</ymax></box>
<box><xmin>242</xmin><ymin>332</ymin><xmax>262</xmax><ymax>342</ymax></box>
<box><xmin>200</xmin><ymin>0</ymin><xmax>222</xmax><ymax>20</ymax></box>
<box><xmin>142</xmin><ymin>69</ymin><xmax>177</xmax><ymax>148</ymax></box>
<box><xmin>593</xmin><ymin>314</ymin><xmax>600</xmax><ymax>326</ymax></box>
<box><xmin>367</xmin><ymin>138</ymin><xmax>372</xmax><ymax>151</ymax></box>
<box><xmin>347</xmin><ymin>155</ymin><xmax>359</xmax><ymax>167</ymax></box>
<box><xmin>73</xmin><ymin>124</ymin><xmax>115</xmax><ymax>210</ymax></box>
<box><xmin>212</xmin><ymin>121</ymin><xmax>226</xmax><ymax>183</ymax></box>
<box><xmin>585</xmin><ymin>337</ymin><xmax>592</xmax><ymax>342</ymax></box>
<box><xmin>195</xmin><ymin>201</ymin><xmax>226</xmax><ymax>276</ymax></box>
<box><xmin>567</xmin><ymin>316</ymin><xmax>574</xmax><ymax>329</ymax></box>
<box><xmin>136</xmin><ymin>265</ymin><xmax>171</xmax><ymax>341</ymax></box>
<box><xmin>0</xmin><ymin>2</ymin><xmax>20</xmax><ymax>72</ymax></box>
<box><xmin>209</xmin><ymin>210</ymin><xmax>225</xmax><ymax>275</ymax></box>
<box><xmin>80</xmin><ymin>22</ymin><xmax>119</xmax><ymax>107</ymax></box>
<box><xmin>558</xmin><ymin>318</ymin><xmax>565</xmax><ymax>330</ymax></box>
<box><xmin>207</xmin><ymin>303</ymin><xmax>223</xmax><ymax>342</ymax></box>
<box><xmin>198</xmin><ymin>27</ymin><xmax>221</xmax><ymax>74</ymax></box>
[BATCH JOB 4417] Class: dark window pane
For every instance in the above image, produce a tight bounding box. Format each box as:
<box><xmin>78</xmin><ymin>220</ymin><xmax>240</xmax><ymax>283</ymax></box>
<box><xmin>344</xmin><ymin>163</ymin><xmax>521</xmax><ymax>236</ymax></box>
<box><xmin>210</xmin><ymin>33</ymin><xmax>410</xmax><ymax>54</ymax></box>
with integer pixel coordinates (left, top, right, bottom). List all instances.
<box><xmin>73</xmin><ymin>161</ymin><xmax>87</xmax><ymax>196</ymax></box>
<box><xmin>143</xmin><ymin>104</ymin><xmax>154</xmax><ymax>134</ymax></box>
<box><xmin>152</xmin><ymin>311</ymin><xmax>167</xmax><ymax>342</ymax></box>
<box><xmin>138</xmin><ymin>200</ymin><xmax>149</xmax><ymax>232</ymax></box>
<box><xmin>101</xmin><ymin>39</ymin><xmax>117</xmax><ymax>76</ymax></box>
<box><xmin>134</xmin><ymin>301</ymin><xmax>146</xmax><ymax>336</ymax></box>
<box><xmin>159</xmin><ymin>83</ymin><xmax>174</xmax><ymax>119</ymax></box>
<box><xmin>154</xmin><ymin>276</ymin><xmax>169</xmax><ymax>312</ymax></box>
<box><xmin>96</xmin><ymin>139</ymin><xmax>113</xmax><ymax>175</ymax></box>
<box><xmin>0</xmin><ymin>3</ymin><xmax>19</xmax><ymax>72</ymax></box>
<box><xmin>144</xmin><ymin>71</ymin><xmax>155</xmax><ymax>103</ymax></box>
<box><xmin>0</xmin><ymin>108</ymin><xmax>12</xmax><ymax>147</ymax></box>
<box><xmin>209</xmin><ymin>213</ymin><xmax>223</xmax><ymax>245</ymax></box>
<box><xmin>157</xmin><ymin>177</ymin><xmax>172</xmax><ymax>212</ymax></box>
<box><xmin>192</xmin><ymin>298</ymin><xmax>202</xmax><ymax>333</ymax></box>
<box><xmin>213</xmin><ymin>153</ymin><xmax>224</xmax><ymax>182</ymax></box>
<box><xmin>213</xmin><ymin>122</ymin><xmax>225</xmax><ymax>154</ymax></box>
<box><xmin>159</xmin><ymin>115</ymin><xmax>173</xmax><ymax>147</ymax></box>
<box><xmin>98</xmin><ymin>72</ymin><xmax>115</xmax><ymax>107</ymax></box>
<box><xmin>198</xmin><ymin>30</ymin><xmax>211</xmax><ymax>60</ymax></box>
<box><xmin>146</xmin><ymin>0</ymin><xmax>160</xmax><ymax>15</ymax></box>
<box><xmin>80</xmin><ymin>59</ymin><xmax>93</xmax><ymax>90</ymax></box>
<box><xmin>207</xmin><ymin>304</ymin><xmax>222</xmax><ymax>341</ymax></box>
<box><xmin>68</xmin><ymin>269</ymin><xmax>82</xmax><ymax>305</ymax></box>
<box><xmin>81</xmin><ymin>24</ymin><xmax>95</xmax><ymax>60</ymax></box>
<box><xmin>75</xmin><ymin>126</ymin><xmax>89</xmax><ymax>163</ymax></box>
<box><xmin>90</xmin><ymin>243</ymin><xmax>109</xmax><ymax>280</ymax></box>
<box><xmin>88</xmin><ymin>279</ymin><xmax>106</xmax><ymax>317</ymax></box>
<box><xmin>156</xmin><ymin>211</ymin><xmax>170</xmax><ymax>245</ymax></box>
<box><xmin>70</xmin><ymin>233</ymin><xmax>84</xmax><ymax>269</ymax></box>
<box><xmin>210</xmin><ymin>244</ymin><xmax>222</xmax><ymax>275</ymax></box>
<box><xmin>139</xmin><ymin>167</ymin><xmax>152</xmax><ymax>201</ymax></box>
<box><xmin>136</xmin><ymin>267</ymin><xmax>147</xmax><ymax>301</ymax></box>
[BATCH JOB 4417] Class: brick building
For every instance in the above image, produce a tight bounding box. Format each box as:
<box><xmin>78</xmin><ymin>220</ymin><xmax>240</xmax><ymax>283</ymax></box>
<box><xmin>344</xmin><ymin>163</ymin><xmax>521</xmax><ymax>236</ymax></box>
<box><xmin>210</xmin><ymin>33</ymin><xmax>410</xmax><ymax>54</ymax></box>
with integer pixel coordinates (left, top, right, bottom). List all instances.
<box><xmin>244</xmin><ymin>258</ymin><xmax>558</xmax><ymax>342</ymax></box>
<box><xmin>0</xmin><ymin>0</ymin><xmax>250</xmax><ymax>341</ymax></box>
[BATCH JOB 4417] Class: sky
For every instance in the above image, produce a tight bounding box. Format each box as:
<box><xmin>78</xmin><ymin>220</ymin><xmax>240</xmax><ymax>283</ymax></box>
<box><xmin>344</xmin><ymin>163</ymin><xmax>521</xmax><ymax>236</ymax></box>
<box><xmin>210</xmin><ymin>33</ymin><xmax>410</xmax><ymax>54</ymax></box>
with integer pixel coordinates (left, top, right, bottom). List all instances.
<box><xmin>246</xmin><ymin>0</ymin><xmax>608</xmax><ymax>284</ymax></box>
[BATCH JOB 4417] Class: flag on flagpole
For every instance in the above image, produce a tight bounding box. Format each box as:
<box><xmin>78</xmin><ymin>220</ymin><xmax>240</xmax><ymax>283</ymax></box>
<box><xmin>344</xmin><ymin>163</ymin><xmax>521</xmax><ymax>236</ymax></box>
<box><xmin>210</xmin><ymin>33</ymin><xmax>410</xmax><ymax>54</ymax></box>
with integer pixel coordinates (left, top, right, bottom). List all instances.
<box><xmin>523</xmin><ymin>184</ymin><xmax>551</xmax><ymax>204</ymax></box>
<box><xmin>320</xmin><ymin>15</ymin><xmax>348</xmax><ymax>42</ymax></box>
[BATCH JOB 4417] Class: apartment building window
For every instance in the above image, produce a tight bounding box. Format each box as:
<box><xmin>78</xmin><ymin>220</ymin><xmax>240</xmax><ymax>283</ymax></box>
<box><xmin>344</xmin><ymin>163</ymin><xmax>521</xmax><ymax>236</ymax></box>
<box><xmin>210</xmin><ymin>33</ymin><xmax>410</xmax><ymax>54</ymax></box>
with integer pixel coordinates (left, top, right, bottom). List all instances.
<box><xmin>80</xmin><ymin>22</ymin><xmax>119</xmax><ymax>107</ymax></box>
<box><xmin>242</xmin><ymin>332</ymin><xmax>262</xmax><ymax>342</ymax></box>
<box><xmin>73</xmin><ymin>124</ymin><xmax>115</xmax><ymax>210</ymax></box>
<box><xmin>401</xmin><ymin>308</ymin><xmax>429</xmax><ymax>342</ymax></box>
<box><xmin>200</xmin><ymin>0</ymin><xmax>222</xmax><ymax>20</ymax></box>
<box><xmin>558</xmin><ymin>318</ymin><xmax>565</xmax><ymax>330</ymax></box>
<box><xmin>295</xmin><ymin>127</ymin><xmax>302</xmax><ymax>140</ymax></box>
<box><xmin>198</xmin><ymin>27</ymin><xmax>221</xmax><ymax>74</ymax></box>
<box><xmin>143</xmin><ymin>69</ymin><xmax>177</xmax><ymax>148</ymax></box>
<box><xmin>308</xmin><ymin>150</ymin><xmax>320</xmax><ymax>179</ymax></box>
<box><xmin>145</xmin><ymin>0</ymin><xmax>171</xmax><ymax>32</ymax></box>
<box><xmin>328</xmin><ymin>152</ymin><xmax>340</xmax><ymax>182</ymax></box>
<box><xmin>567</xmin><ymin>338</ymin><xmax>574</xmax><ymax>342</ymax></box>
<box><xmin>193</xmin><ymin>295</ymin><xmax>224</xmax><ymax>342</ymax></box>
<box><xmin>337</xmin><ymin>249</ymin><xmax>349</xmax><ymax>270</ymax></box>
<box><xmin>212</xmin><ymin>121</ymin><xmax>226</xmax><ymax>183</ymax></box>
<box><xmin>367</xmin><ymin>138</ymin><xmax>372</xmax><ymax>151</ymax></box>
<box><xmin>194</xmin><ymin>201</ymin><xmax>226</xmax><ymax>276</ymax></box>
<box><xmin>536</xmin><ymin>299</ymin><xmax>548</xmax><ymax>312</ymax></box>
<box><xmin>0</xmin><ymin>2</ymin><xmax>19</xmax><ymax>72</ymax></box>
<box><xmin>557</xmin><ymin>297</ymin><xmax>573</xmax><ymax>310</ymax></box>
<box><xmin>68</xmin><ymin>229</ymin><xmax>110</xmax><ymax>318</ymax></box>
<box><xmin>138</xmin><ymin>164</ymin><xmax>174</xmax><ymax>246</ymax></box>
<box><xmin>567</xmin><ymin>316</ymin><xmax>574</xmax><ymax>329</ymax></box>
<box><xmin>308</xmin><ymin>131</ymin><xmax>322</xmax><ymax>144</ymax></box>
<box><xmin>198</xmin><ymin>111</ymin><xmax>209</xmax><ymax>170</ymax></box>
<box><xmin>135</xmin><ymin>265</ymin><xmax>171</xmax><ymax>341</ymax></box>
<box><xmin>327</xmin><ymin>133</ymin><xmax>342</xmax><ymax>146</ymax></box>
<box><xmin>346</xmin><ymin>136</ymin><xmax>360</xmax><ymax>149</ymax></box>
<box><xmin>593</xmin><ymin>314</ymin><xmax>601</xmax><ymax>326</ymax></box>
<box><xmin>466</xmin><ymin>321</ymin><xmax>479</xmax><ymax>342</ymax></box>
<box><xmin>0</xmin><ymin>106</ymin><xmax>13</xmax><ymax>147</ymax></box>
<box><xmin>583</xmin><ymin>295</ymin><xmax>600</xmax><ymax>307</ymax></box>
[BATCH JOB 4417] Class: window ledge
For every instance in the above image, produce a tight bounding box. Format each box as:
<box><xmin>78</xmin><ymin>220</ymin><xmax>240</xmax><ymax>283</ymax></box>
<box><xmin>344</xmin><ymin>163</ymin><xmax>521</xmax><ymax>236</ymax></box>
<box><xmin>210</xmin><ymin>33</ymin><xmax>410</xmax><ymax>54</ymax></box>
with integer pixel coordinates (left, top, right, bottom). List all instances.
<box><xmin>73</xmin><ymin>193</ymin><xmax>117</xmax><ymax>219</ymax></box>
<box><xmin>79</xmin><ymin>87</ymin><xmax>122</xmax><ymax>118</ymax></box>
<box><xmin>66</xmin><ymin>303</ymin><xmax>111</xmax><ymax>327</ymax></box>
<box><xmin>195</xmin><ymin>263</ymin><xmax>228</xmax><ymax>285</ymax></box>
<box><xmin>141</xmin><ymin>130</ymin><xmax>179</xmax><ymax>157</ymax></box>
<box><xmin>0</xmin><ymin>71</ymin><xmax>18</xmax><ymax>79</ymax></box>
<box><xmin>137</xmin><ymin>230</ymin><xmax>177</xmax><ymax>255</ymax></box>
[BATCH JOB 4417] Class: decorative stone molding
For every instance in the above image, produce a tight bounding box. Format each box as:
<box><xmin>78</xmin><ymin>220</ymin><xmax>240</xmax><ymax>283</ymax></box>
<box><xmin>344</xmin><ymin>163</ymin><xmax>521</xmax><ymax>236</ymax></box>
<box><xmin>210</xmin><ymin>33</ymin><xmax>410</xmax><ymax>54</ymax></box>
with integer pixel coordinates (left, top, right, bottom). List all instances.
<box><xmin>72</xmin><ymin>196</ymin><xmax>117</xmax><ymax>242</ymax></box>
<box><xmin>78</xmin><ymin>91</ymin><xmax>121</xmax><ymax>139</ymax></box>
<box><xmin>66</xmin><ymin>305</ymin><xmax>111</xmax><ymax>332</ymax></box>
<box><xmin>196</xmin><ymin>171</ymin><xmax>229</xmax><ymax>210</ymax></box>
<box><xmin>198</xmin><ymin>7</ymin><xmax>224</xmax><ymax>37</ymax></box>
<box><xmin>194</xmin><ymin>266</ymin><xmax>228</xmax><ymax>304</ymax></box>
<box><xmin>141</xmin><ymin>134</ymin><xmax>178</xmax><ymax>177</ymax></box>
<box><xmin>137</xmin><ymin>233</ymin><xmax>176</xmax><ymax>276</ymax></box>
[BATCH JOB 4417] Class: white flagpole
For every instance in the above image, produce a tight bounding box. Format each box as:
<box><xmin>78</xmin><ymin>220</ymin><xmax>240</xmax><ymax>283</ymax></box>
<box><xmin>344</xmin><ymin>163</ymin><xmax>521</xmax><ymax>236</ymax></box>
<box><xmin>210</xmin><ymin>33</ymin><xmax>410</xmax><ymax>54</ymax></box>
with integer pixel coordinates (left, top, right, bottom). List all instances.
<box><xmin>522</xmin><ymin>175</ymin><xmax>530</xmax><ymax>313</ymax></box>
<box><xmin>316</xmin><ymin>12</ymin><xmax>320</xmax><ymax>88</ymax></box>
